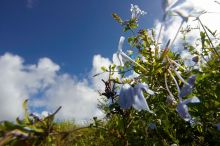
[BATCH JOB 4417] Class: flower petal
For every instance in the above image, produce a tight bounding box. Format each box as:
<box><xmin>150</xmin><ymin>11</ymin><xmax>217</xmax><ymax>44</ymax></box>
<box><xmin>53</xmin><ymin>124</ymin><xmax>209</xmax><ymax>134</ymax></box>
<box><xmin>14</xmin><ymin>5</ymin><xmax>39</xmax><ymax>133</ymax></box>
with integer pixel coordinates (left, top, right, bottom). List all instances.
<box><xmin>135</xmin><ymin>83</ymin><xmax>155</xmax><ymax>95</ymax></box>
<box><xmin>146</xmin><ymin>89</ymin><xmax>155</xmax><ymax>95</ymax></box>
<box><xmin>130</xmin><ymin>4</ymin><xmax>147</xmax><ymax>19</ymax></box>
<box><xmin>132</xmin><ymin>93</ymin><xmax>150</xmax><ymax>111</ymax></box>
<box><xmin>119</xmin><ymin>84</ymin><xmax>134</xmax><ymax>109</ymax></box>
<box><xmin>182</xmin><ymin>96</ymin><xmax>200</xmax><ymax>105</ymax></box>
<box><xmin>133</xmin><ymin>83</ymin><xmax>152</xmax><ymax>111</ymax></box>
<box><xmin>187</xmin><ymin>75</ymin><xmax>196</xmax><ymax>86</ymax></box>
<box><xmin>118</xmin><ymin>36</ymin><xmax>125</xmax><ymax>52</ymax></box>
<box><xmin>179</xmin><ymin>84</ymin><xmax>192</xmax><ymax>98</ymax></box>
<box><xmin>176</xmin><ymin>102</ymin><xmax>191</xmax><ymax>121</ymax></box>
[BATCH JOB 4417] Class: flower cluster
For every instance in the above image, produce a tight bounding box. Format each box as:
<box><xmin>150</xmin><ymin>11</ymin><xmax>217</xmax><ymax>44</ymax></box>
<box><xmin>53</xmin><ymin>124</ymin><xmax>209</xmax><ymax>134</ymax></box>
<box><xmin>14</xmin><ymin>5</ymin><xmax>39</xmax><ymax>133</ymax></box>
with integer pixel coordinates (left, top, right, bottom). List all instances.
<box><xmin>119</xmin><ymin>83</ymin><xmax>154</xmax><ymax>112</ymax></box>
<box><xmin>130</xmin><ymin>4</ymin><xmax>147</xmax><ymax>19</ymax></box>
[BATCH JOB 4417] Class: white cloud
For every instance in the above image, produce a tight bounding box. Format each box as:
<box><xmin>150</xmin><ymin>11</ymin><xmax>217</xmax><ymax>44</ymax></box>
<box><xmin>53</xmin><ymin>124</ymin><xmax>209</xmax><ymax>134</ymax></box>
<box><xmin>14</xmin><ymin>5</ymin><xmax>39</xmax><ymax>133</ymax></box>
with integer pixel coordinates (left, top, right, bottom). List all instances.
<box><xmin>90</xmin><ymin>54</ymin><xmax>112</xmax><ymax>91</ymax></box>
<box><xmin>0</xmin><ymin>53</ymin><xmax>59</xmax><ymax>120</ymax></box>
<box><xmin>0</xmin><ymin>53</ymin><xmax>111</xmax><ymax>122</ymax></box>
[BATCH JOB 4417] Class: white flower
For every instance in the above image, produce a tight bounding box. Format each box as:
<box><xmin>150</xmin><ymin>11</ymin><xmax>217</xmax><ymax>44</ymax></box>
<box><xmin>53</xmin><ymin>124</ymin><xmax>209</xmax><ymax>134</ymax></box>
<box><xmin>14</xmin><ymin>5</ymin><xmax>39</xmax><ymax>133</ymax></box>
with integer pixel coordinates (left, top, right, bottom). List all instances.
<box><xmin>130</xmin><ymin>4</ymin><xmax>147</xmax><ymax>19</ymax></box>
<box><xmin>176</xmin><ymin>96</ymin><xmax>200</xmax><ymax>122</ymax></box>
<box><xmin>119</xmin><ymin>83</ymin><xmax>154</xmax><ymax>112</ymax></box>
<box><xmin>140</xmin><ymin>56</ymin><xmax>147</xmax><ymax>63</ymax></box>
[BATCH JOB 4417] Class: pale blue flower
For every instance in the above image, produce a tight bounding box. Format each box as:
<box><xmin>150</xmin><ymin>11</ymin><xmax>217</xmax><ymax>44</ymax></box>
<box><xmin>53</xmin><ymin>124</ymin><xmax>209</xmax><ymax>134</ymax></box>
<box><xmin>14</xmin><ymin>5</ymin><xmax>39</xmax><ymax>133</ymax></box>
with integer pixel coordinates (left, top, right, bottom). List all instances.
<box><xmin>119</xmin><ymin>84</ymin><xmax>134</xmax><ymax>109</ymax></box>
<box><xmin>176</xmin><ymin>96</ymin><xmax>200</xmax><ymax>122</ymax></box>
<box><xmin>119</xmin><ymin>83</ymin><xmax>154</xmax><ymax>112</ymax></box>
<box><xmin>216</xmin><ymin>123</ymin><xmax>220</xmax><ymax>131</ymax></box>
<box><xmin>130</xmin><ymin>4</ymin><xmax>147</xmax><ymax>19</ymax></box>
<box><xmin>133</xmin><ymin>83</ymin><xmax>154</xmax><ymax>111</ymax></box>
<box><xmin>179</xmin><ymin>75</ymin><xmax>196</xmax><ymax>98</ymax></box>
<box><xmin>117</xmin><ymin>36</ymin><xmax>126</xmax><ymax>66</ymax></box>
<box><xmin>161</xmin><ymin>0</ymin><xmax>177</xmax><ymax>20</ymax></box>
<box><xmin>148</xmin><ymin>123</ymin><xmax>157</xmax><ymax>129</ymax></box>
<box><xmin>113</xmin><ymin>36</ymin><xmax>147</xmax><ymax>71</ymax></box>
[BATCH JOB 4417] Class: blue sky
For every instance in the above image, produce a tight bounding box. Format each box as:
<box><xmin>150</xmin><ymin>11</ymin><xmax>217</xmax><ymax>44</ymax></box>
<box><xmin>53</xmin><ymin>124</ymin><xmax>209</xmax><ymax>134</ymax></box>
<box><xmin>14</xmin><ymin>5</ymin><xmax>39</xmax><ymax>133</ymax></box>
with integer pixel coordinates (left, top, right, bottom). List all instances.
<box><xmin>1</xmin><ymin>0</ymin><xmax>218</xmax><ymax>122</ymax></box>
<box><xmin>0</xmin><ymin>0</ymin><xmax>161</xmax><ymax>76</ymax></box>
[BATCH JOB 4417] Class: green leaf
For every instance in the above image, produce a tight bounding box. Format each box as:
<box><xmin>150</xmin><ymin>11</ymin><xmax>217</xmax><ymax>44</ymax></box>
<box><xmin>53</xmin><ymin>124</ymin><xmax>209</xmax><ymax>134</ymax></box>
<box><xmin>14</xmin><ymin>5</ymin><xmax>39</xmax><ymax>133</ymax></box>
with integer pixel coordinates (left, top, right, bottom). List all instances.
<box><xmin>112</xmin><ymin>13</ymin><xmax>123</xmax><ymax>24</ymax></box>
<box><xmin>101</xmin><ymin>66</ymin><xmax>108</xmax><ymax>72</ymax></box>
<box><xmin>22</xmin><ymin>99</ymin><xmax>31</xmax><ymax>124</ymax></box>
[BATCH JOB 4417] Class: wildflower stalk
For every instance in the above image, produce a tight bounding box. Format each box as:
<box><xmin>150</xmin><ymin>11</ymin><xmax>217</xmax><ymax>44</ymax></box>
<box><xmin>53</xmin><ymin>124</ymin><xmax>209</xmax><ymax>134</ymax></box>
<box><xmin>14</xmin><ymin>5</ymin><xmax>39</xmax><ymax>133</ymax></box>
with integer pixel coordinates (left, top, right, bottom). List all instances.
<box><xmin>168</xmin><ymin>69</ymin><xmax>180</xmax><ymax>95</ymax></box>
<box><xmin>169</xmin><ymin>20</ymin><xmax>184</xmax><ymax>48</ymax></box>
<box><xmin>157</xmin><ymin>23</ymin><xmax>164</xmax><ymax>44</ymax></box>
<box><xmin>168</xmin><ymin>58</ymin><xmax>186</xmax><ymax>71</ymax></box>
<box><xmin>120</xmin><ymin>52</ymin><xmax>147</xmax><ymax>72</ymax></box>
<box><xmin>172</xmin><ymin>68</ymin><xmax>189</xmax><ymax>85</ymax></box>
<box><xmin>197</xmin><ymin>17</ymin><xmax>220</xmax><ymax>57</ymax></box>
<box><xmin>164</xmin><ymin>73</ymin><xmax>175</xmax><ymax>98</ymax></box>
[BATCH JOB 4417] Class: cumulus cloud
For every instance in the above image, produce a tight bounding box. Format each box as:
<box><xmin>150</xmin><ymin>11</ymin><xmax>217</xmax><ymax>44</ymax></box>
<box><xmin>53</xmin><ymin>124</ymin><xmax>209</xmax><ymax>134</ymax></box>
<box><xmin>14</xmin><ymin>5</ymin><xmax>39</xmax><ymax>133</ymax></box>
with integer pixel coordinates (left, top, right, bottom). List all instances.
<box><xmin>90</xmin><ymin>54</ymin><xmax>112</xmax><ymax>91</ymax></box>
<box><xmin>0</xmin><ymin>53</ymin><xmax>59</xmax><ymax>120</ymax></box>
<box><xmin>0</xmin><ymin>53</ymin><xmax>110</xmax><ymax>122</ymax></box>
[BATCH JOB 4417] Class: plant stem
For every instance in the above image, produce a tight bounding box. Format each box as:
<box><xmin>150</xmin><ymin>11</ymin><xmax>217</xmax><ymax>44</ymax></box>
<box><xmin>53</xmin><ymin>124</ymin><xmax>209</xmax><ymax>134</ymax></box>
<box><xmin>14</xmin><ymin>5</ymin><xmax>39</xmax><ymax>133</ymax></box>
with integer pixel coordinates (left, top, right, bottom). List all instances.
<box><xmin>169</xmin><ymin>20</ymin><xmax>184</xmax><ymax>48</ymax></box>
<box><xmin>198</xmin><ymin>18</ymin><xmax>220</xmax><ymax>57</ymax></box>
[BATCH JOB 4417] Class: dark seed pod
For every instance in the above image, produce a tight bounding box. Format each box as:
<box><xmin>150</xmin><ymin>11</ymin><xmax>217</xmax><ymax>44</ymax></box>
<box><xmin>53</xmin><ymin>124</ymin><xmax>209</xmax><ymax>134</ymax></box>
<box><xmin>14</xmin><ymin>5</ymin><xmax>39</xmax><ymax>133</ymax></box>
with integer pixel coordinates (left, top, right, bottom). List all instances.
<box><xmin>192</xmin><ymin>56</ymin><xmax>199</xmax><ymax>63</ymax></box>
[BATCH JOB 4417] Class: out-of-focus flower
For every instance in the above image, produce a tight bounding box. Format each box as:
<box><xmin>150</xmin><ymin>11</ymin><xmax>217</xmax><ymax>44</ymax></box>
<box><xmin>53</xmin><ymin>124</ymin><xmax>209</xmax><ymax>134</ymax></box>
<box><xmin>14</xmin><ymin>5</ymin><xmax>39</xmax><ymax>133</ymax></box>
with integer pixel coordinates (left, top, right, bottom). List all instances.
<box><xmin>173</xmin><ymin>9</ymin><xmax>189</xmax><ymax>22</ymax></box>
<box><xmin>113</xmin><ymin>36</ymin><xmax>147</xmax><ymax>71</ymax></box>
<box><xmin>148</xmin><ymin>123</ymin><xmax>157</xmax><ymax>129</ymax></box>
<box><xmin>113</xmin><ymin>36</ymin><xmax>126</xmax><ymax>66</ymax></box>
<box><xmin>119</xmin><ymin>84</ymin><xmax>134</xmax><ymax>109</ymax></box>
<box><xmin>161</xmin><ymin>0</ymin><xmax>177</xmax><ymax>20</ymax></box>
<box><xmin>133</xmin><ymin>83</ymin><xmax>154</xmax><ymax>111</ymax></box>
<box><xmin>216</xmin><ymin>123</ymin><xmax>220</xmax><ymax>131</ymax></box>
<box><xmin>140</xmin><ymin>56</ymin><xmax>147</xmax><ymax>63</ymax></box>
<box><xmin>130</xmin><ymin>4</ymin><xmax>147</xmax><ymax>19</ymax></box>
<box><xmin>179</xmin><ymin>75</ymin><xmax>196</xmax><ymax>98</ymax></box>
<box><xmin>176</xmin><ymin>96</ymin><xmax>200</xmax><ymax>122</ymax></box>
<box><xmin>119</xmin><ymin>83</ymin><xmax>154</xmax><ymax>112</ymax></box>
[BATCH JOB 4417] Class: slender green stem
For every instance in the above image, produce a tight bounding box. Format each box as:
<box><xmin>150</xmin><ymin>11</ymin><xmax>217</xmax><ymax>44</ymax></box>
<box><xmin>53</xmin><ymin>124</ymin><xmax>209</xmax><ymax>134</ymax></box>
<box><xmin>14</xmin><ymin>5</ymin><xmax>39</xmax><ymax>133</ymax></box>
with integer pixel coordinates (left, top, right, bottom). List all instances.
<box><xmin>169</xmin><ymin>20</ymin><xmax>184</xmax><ymax>48</ymax></box>
<box><xmin>198</xmin><ymin>18</ymin><xmax>220</xmax><ymax>57</ymax></box>
<box><xmin>157</xmin><ymin>23</ymin><xmax>164</xmax><ymax>44</ymax></box>
<box><xmin>172</xmin><ymin>67</ymin><xmax>189</xmax><ymax>85</ymax></box>
<box><xmin>164</xmin><ymin>73</ymin><xmax>175</xmax><ymax>98</ymax></box>
<box><xmin>168</xmin><ymin>69</ymin><xmax>180</xmax><ymax>95</ymax></box>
